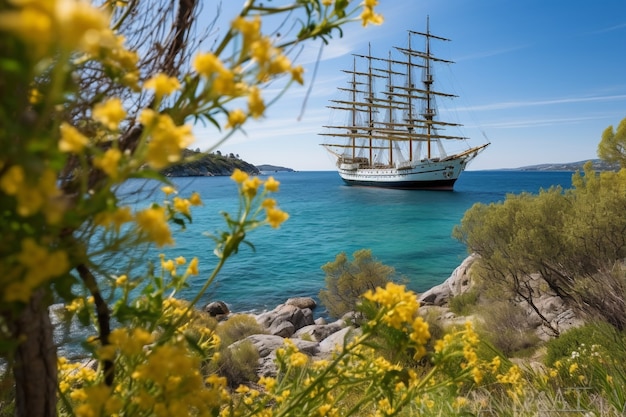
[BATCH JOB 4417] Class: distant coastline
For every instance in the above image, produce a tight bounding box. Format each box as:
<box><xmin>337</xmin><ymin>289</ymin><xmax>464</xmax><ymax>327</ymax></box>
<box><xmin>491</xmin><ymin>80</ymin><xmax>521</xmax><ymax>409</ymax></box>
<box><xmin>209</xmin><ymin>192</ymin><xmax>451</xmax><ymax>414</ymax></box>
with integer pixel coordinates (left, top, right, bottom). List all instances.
<box><xmin>256</xmin><ymin>164</ymin><xmax>295</xmax><ymax>173</ymax></box>
<box><xmin>505</xmin><ymin>159</ymin><xmax>619</xmax><ymax>172</ymax></box>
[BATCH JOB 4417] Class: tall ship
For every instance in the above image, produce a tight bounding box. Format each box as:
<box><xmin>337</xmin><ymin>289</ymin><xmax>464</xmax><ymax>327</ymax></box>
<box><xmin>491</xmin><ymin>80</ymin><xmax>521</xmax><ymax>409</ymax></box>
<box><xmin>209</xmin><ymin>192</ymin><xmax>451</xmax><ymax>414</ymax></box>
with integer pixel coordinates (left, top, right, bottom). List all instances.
<box><xmin>320</xmin><ymin>20</ymin><xmax>489</xmax><ymax>190</ymax></box>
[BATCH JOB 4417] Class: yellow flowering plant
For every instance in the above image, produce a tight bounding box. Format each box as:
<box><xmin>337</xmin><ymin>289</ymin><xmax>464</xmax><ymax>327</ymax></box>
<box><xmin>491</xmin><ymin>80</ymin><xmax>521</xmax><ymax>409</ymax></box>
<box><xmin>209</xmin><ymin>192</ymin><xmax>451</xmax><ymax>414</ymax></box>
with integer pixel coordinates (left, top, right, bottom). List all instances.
<box><xmin>222</xmin><ymin>282</ymin><xmax>528</xmax><ymax>417</ymax></box>
<box><xmin>0</xmin><ymin>0</ymin><xmax>383</xmax><ymax>415</ymax></box>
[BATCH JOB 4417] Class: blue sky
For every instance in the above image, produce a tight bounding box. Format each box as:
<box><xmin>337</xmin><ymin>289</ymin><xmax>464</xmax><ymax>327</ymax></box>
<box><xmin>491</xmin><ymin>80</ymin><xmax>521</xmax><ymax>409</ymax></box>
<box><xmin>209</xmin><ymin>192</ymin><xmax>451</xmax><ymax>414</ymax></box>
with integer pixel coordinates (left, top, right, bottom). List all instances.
<box><xmin>194</xmin><ymin>0</ymin><xmax>626</xmax><ymax>171</ymax></box>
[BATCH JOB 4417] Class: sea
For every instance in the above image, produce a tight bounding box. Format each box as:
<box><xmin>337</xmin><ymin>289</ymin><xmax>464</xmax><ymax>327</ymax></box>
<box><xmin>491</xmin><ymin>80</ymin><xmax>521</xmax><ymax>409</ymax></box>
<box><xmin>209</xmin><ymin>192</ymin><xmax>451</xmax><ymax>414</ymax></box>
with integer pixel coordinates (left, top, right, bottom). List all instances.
<box><xmin>110</xmin><ymin>170</ymin><xmax>576</xmax><ymax>317</ymax></box>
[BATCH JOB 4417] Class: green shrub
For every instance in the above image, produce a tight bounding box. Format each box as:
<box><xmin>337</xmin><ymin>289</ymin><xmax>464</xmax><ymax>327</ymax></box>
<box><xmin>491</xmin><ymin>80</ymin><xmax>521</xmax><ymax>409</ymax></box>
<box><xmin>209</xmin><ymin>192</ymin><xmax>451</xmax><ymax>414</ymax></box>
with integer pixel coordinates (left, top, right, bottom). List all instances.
<box><xmin>476</xmin><ymin>300</ymin><xmax>540</xmax><ymax>356</ymax></box>
<box><xmin>448</xmin><ymin>290</ymin><xmax>479</xmax><ymax>316</ymax></box>
<box><xmin>544</xmin><ymin>321</ymin><xmax>625</xmax><ymax>366</ymax></box>
<box><xmin>216</xmin><ymin>314</ymin><xmax>266</xmax><ymax>347</ymax></box>
<box><xmin>319</xmin><ymin>249</ymin><xmax>396</xmax><ymax>319</ymax></box>
<box><xmin>215</xmin><ymin>340</ymin><xmax>260</xmax><ymax>387</ymax></box>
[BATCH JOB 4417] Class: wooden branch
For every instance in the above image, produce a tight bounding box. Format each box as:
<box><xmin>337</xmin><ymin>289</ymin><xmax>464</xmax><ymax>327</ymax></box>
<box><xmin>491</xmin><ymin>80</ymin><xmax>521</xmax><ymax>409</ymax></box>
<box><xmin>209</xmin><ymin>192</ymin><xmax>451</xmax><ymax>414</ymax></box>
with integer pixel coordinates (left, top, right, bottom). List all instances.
<box><xmin>76</xmin><ymin>264</ymin><xmax>114</xmax><ymax>386</ymax></box>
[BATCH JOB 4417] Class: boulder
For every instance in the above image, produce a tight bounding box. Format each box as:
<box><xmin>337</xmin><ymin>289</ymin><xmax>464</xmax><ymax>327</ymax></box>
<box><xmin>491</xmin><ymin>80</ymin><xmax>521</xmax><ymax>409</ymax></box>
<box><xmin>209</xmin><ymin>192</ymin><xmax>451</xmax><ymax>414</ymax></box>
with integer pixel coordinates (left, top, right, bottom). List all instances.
<box><xmin>242</xmin><ymin>334</ymin><xmax>286</xmax><ymax>358</ymax></box>
<box><xmin>285</xmin><ymin>297</ymin><xmax>317</xmax><ymax>310</ymax></box>
<box><xmin>241</xmin><ymin>334</ymin><xmax>321</xmax><ymax>378</ymax></box>
<box><xmin>318</xmin><ymin>327</ymin><xmax>360</xmax><ymax>356</ymax></box>
<box><xmin>256</xmin><ymin>303</ymin><xmax>315</xmax><ymax>337</ymax></box>
<box><xmin>203</xmin><ymin>301</ymin><xmax>230</xmax><ymax>318</ymax></box>
<box><xmin>294</xmin><ymin>320</ymin><xmax>347</xmax><ymax>342</ymax></box>
<box><xmin>270</xmin><ymin>321</ymin><xmax>295</xmax><ymax>338</ymax></box>
<box><xmin>419</xmin><ymin>254</ymin><xmax>477</xmax><ymax>306</ymax></box>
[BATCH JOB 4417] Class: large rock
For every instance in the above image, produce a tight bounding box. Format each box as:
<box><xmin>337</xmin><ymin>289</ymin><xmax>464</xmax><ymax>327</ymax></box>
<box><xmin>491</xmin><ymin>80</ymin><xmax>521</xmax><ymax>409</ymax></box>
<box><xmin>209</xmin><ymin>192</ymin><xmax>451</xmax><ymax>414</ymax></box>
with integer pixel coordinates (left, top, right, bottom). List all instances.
<box><xmin>318</xmin><ymin>327</ymin><xmax>360</xmax><ymax>356</ymax></box>
<box><xmin>203</xmin><ymin>301</ymin><xmax>230</xmax><ymax>318</ymax></box>
<box><xmin>294</xmin><ymin>320</ymin><xmax>347</xmax><ymax>342</ymax></box>
<box><xmin>256</xmin><ymin>303</ymin><xmax>315</xmax><ymax>337</ymax></box>
<box><xmin>285</xmin><ymin>297</ymin><xmax>317</xmax><ymax>310</ymax></box>
<box><xmin>419</xmin><ymin>254</ymin><xmax>477</xmax><ymax>306</ymax></box>
<box><xmin>241</xmin><ymin>334</ymin><xmax>320</xmax><ymax>377</ymax></box>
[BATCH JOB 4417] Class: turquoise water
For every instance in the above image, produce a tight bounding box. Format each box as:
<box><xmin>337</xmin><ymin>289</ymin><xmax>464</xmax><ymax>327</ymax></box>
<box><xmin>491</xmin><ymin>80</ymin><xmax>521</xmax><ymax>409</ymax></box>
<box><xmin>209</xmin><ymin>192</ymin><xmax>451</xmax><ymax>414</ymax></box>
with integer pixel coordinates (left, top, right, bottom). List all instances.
<box><xmin>113</xmin><ymin>170</ymin><xmax>575</xmax><ymax>315</ymax></box>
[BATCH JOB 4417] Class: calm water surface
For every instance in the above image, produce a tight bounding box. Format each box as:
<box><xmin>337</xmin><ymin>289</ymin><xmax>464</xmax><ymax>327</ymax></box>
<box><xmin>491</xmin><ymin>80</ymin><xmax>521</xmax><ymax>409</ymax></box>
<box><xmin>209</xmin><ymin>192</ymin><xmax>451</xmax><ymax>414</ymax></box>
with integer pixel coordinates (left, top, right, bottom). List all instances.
<box><xmin>108</xmin><ymin>170</ymin><xmax>575</xmax><ymax>314</ymax></box>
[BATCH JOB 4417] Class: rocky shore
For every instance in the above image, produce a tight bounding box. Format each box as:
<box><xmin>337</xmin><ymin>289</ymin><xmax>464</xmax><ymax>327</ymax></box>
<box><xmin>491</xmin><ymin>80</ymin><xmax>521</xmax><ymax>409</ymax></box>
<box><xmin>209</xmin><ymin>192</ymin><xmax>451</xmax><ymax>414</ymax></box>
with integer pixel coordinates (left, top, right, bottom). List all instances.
<box><xmin>49</xmin><ymin>254</ymin><xmax>584</xmax><ymax>377</ymax></box>
<box><xmin>202</xmin><ymin>254</ymin><xmax>584</xmax><ymax>378</ymax></box>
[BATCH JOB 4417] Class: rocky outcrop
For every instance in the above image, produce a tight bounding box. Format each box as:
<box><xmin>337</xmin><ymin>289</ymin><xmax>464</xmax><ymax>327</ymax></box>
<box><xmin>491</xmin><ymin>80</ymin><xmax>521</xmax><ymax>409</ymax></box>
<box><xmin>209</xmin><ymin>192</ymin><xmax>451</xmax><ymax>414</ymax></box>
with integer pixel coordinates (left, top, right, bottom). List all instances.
<box><xmin>256</xmin><ymin>303</ymin><xmax>315</xmax><ymax>338</ymax></box>
<box><xmin>417</xmin><ymin>254</ymin><xmax>584</xmax><ymax>341</ymax></box>
<box><xmin>419</xmin><ymin>254</ymin><xmax>477</xmax><ymax>306</ymax></box>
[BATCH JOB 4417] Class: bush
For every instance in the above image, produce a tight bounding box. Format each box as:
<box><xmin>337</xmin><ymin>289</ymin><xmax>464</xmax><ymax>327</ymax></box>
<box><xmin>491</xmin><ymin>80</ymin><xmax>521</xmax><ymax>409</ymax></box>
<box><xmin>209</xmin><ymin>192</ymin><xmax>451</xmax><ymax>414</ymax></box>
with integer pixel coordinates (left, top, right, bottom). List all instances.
<box><xmin>476</xmin><ymin>300</ymin><xmax>540</xmax><ymax>356</ymax></box>
<box><xmin>544</xmin><ymin>321</ymin><xmax>625</xmax><ymax>367</ymax></box>
<box><xmin>449</xmin><ymin>290</ymin><xmax>479</xmax><ymax>316</ymax></box>
<box><xmin>216</xmin><ymin>314</ymin><xmax>266</xmax><ymax>346</ymax></box>
<box><xmin>215</xmin><ymin>340</ymin><xmax>260</xmax><ymax>388</ymax></box>
<box><xmin>319</xmin><ymin>249</ymin><xmax>396</xmax><ymax>319</ymax></box>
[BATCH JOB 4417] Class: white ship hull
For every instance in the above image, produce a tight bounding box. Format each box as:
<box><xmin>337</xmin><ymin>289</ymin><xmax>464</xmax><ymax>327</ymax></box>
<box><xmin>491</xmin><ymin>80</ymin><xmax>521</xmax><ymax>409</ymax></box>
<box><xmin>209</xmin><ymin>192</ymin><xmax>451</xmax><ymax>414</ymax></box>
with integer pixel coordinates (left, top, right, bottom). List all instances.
<box><xmin>335</xmin><ymin>146</ymin><xmax>487</xmax><ymax>190</ymax></box>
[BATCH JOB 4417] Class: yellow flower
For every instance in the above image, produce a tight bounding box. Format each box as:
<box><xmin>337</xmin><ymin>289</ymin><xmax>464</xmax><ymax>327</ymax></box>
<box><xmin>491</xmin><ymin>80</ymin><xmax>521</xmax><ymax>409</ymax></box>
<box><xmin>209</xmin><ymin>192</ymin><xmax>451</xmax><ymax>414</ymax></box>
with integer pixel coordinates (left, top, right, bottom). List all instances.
<box><xmin>138</xmin><ymin>108</ymin><xmax>157</xmax><ymax>126</ymax></box>
<box><xmin>363</xmin><ymin>282</ymin><xmax>419</xmax><ymax>329</ymax></box>
<box><xmin>289</xmin><ymin>351</ymin><xmax>308</xmax><ymax>367</ymax></box>
<box><xmin>213</xmin><ymin>70</ymin><xmax>241</xmax><ymax>95</ymax></box>
<box><xmin>291</xmin><ymin>65</ymin><xmax>305</xmax><ymax>85</ymax></box>
<box><xmin>251</xmin><ymin>37</ymin><xmax>273</xmax><ymax>66</ymax></box>
<box><xmin>242</xmin><ymin>176</ymin><xmax>262</xmax><ymax>198</ymax></box>
<box><xmin>490</xmin><ymin>356</ymin><xmax>502</xmax><ymax>373</ymax></box>
<box><xmin>266</xmin><ymin>207</ymin><xmax>289</xmax><ymax>228</ymax></box>
<box><xmin>144</xmin><ymin>73</ymin><xmax>181</xmax><ymax>98</ymax></box>
<box><xmin>173</xmin><ymin>196</ymin><xmax>191</xmax><ymax>216</ymax></box>
<box><xmin>230</xmin><ymin>169</ymin><xmax>248</xmax><ymax>183</ymax></box>
<box><xmin>93</xmin><ymin>148</ymin><xmax>122</xmax><ymax>179</ymax></box>
<box><xmin>186</xmin><ymin>257</ymin><xmax>199</xmax><ymax>275</ymax></box>
<box><xmin>226</xmin><ymin>108</ymin><xmax>246</xmax><ymax>129</ymax></box>
<box><xmin>268</xmin><ymin>54</ymin><xmax>291</xmax><ymax>75</ymax></box>
<box><xmin>248</xmin><ymin>87</ymin><xmax>265</xmax><ymax>118</ymax></box>
<box><xmin>318</xmin><ymin>404</ymin><xmax>332</xmax><ymax>416</ymax></box>
<box><xmin>93</xmin><ymin>98</ymin><xmax>126</xmax><ymax>130</ymax></box>
<box><xmin>115</xmin><ymin>275</ymin><xmax>127</xmax><ymax>286</ymax></box>
<box><xmin>175</xmin><ymin>256</ymin><xmax>186</xmax><ymax>265</ymax></box>
<box><xmin>360</xmin><ymin>2</ymin><xmax>384</xmax><ymax>27</ymax></box>
<box><xmin>569</xmin><ymin>363</ymin><xmax>579</xmax><ymax>375</ymax></box>
<box><xmin>258</xmin><ymin>376</ymin><xmax>276</xmax><ymax>391</ymax></box>
<box><xmin>231</xmin><ymin>16</ymin><xmax>261</xmax><ymax>45</ymax></box>
<box><xmin>264</xmin><ymin>176</ymin><xmax>280</xmax><ymax>192</ymax></box>
<box><xmin>161</xmin><ymin>259</ymin><xmax>176</xmax><ymax>274</ymax></box>
<box><xmin>410</xmin><ymin>317</ymin><xmax>430</xmax><ymax>359</ymax></box>
<box><xmin>144</xmin><ymin>115</ymin><xmax>195</xmax><ymax>169</ymax></box>
<box><xmin>161</xmin><ymin>186</ymin><xmax>176</xmax><ymax>196</ymax></box>
<box><xmin>189</xmin><ymin>192</ymin><xmax>202</xmax><ymax>206</ymax></box>
<box><xmin>29</xmin><ymin>88</ymin><xmax>42</xmax><ymax>104</ymax></box>
<box><xmin>193</xmin><ymin>52</ymin><xmax>225</xmax><ymax>77</ymax></box>
<box><xmin>262</xmin><ymin>198</ymin><xmax>276</xmax><ymax>209</ymax></box>
<box><xmin>0</xmin><ymin>165</ymin><xmax>25</xmax><ymax>195</ymax></box>
<box><xmin>59</xmin><ymin>122</ymin><xmax>89</xmax><ymax>153</ymax></box>
<box><xmin>135</xmin><ymin>206</ymin><xmax>174</xmax><ymax>247</ymax></box>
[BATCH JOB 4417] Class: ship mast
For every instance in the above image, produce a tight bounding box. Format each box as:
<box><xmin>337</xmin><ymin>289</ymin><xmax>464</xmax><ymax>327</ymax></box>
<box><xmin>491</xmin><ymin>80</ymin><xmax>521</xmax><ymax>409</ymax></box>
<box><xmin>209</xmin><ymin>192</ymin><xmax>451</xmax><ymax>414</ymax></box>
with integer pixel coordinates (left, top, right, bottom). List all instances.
<box><xmin>367</xmin><ymin>43</ymin><xmax>374</xmax><ymax>165</ymax></box>
<box><xmin>386</xmin><ymin>51</ymin><xmax>393</xmax><ymax>166</ymax></box>
<box><xmin>406</xmin><ymin>34</ymin><xmax>414</xmax><ymax>161</ymax></box>
<box><xmin>424</xmin><ymin>17</ymin><xmax>434</xmax><ymax>159</ymax></box>
<box><xmin>349</xmin><ymin>56</ymin><xmax>357</xmax><ymax>161</ymax></box>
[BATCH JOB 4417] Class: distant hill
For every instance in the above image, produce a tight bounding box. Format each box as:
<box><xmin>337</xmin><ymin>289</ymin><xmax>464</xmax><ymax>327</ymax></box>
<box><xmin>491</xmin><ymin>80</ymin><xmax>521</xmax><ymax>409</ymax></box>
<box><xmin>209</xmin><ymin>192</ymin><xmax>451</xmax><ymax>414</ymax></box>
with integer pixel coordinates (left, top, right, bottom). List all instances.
<box><xmin>161</xmin><ymin>149</ymin><xmax>259</xmax><ymax>177</ymax></box>
<box><xmin>513</xmin><ymin>159</ymin><xmax>620</xmax><ymax>172</ymax></box>
<box><xmin>256</xmin><ymin>164</ymin><xmax>295</xmax><ymax>173</ymax></box>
